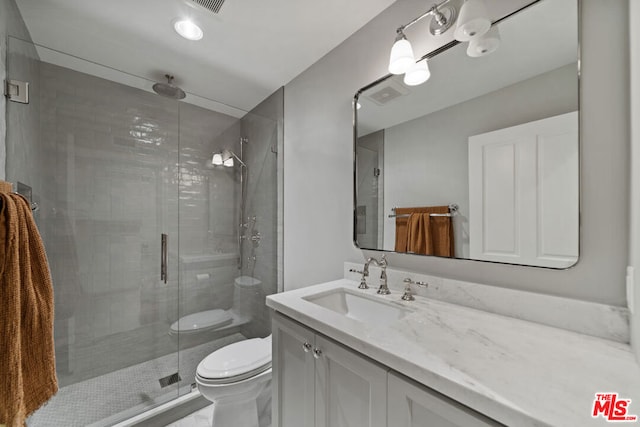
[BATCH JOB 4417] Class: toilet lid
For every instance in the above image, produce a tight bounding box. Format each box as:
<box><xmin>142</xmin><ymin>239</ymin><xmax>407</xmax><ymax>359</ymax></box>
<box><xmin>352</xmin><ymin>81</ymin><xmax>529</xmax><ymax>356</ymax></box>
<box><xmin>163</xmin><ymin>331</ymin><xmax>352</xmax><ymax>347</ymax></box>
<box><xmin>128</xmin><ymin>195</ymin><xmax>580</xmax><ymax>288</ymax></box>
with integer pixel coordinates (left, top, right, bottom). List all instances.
<box><xmin>170</xmin><ymin>309</ymin><xmax>233</xmax><ymax>333</ymax></box>
<box><xmin>197</xmin><ymin>337</ymin><xmax>271</xmax><ymax>381</ymax></box>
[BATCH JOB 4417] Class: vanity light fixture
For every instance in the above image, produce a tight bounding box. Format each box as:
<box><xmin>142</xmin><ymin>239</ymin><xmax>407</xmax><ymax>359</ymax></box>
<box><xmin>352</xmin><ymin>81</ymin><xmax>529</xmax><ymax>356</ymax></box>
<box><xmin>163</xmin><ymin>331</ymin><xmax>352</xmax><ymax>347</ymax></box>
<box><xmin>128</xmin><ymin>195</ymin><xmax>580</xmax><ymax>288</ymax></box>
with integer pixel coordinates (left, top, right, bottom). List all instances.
<box><xmin>404</xmin><ymin>59</ymin><xmax>430</xmax><ymax>86</ymax></box>
<box><xmin>387</xmin><ymin>1</ymin><xmax>456</xmax><ymax>76</ymax></box>
<box><xmin>211</xmin><ymin>149</ymin><xmax>246</xmax><ymax>168</ymax></box>
<box><xmin>388</xmin><ymin>31</ymin><xmax>415</xmax><ymax>75</ymax></box>
<box><xmin>211</xmin><ymin>152</ymin><xmax>223</xmax><ymax>165</ymax></box>
<box><xmin>454</xmin><ymin>0</ymin><xmax>491</xmax><ymax>42</ymax></box>
<box><xmin>387</xmin><ymin>0</ymin><xmax>496</xmax><ymax>86</ymax></box>
<box><xmin>174</xmin><ymin>19</ymin><xmax>204</xmax><ymax>41</ymax></box>
<box><xmin>466</xmin><ymin>25</ymin><xmax>500</xmax><ymax>57</ymax></box>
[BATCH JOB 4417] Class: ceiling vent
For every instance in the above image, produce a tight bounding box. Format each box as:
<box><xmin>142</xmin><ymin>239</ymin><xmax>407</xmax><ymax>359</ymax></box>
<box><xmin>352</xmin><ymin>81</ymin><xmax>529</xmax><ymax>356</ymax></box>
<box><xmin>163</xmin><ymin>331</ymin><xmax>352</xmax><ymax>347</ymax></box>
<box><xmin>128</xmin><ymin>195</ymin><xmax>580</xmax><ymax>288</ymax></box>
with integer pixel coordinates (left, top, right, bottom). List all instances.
<box><xmin>365</xmin><ymin>79</ymin><xmax>410</xmax><ymax>106</ymax></box>
<box><xmin>188</xmin><ymin>0</ymin><xmax>226</xmax><ymax>14</ymax></box>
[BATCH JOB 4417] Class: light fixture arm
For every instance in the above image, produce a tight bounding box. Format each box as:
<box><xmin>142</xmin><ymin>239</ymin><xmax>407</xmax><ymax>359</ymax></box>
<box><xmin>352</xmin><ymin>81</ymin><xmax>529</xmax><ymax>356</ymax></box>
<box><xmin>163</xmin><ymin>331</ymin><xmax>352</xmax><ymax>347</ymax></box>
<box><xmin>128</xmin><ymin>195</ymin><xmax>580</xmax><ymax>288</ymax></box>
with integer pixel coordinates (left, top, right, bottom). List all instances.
<box><xmin>396</xmin><ymin>0</ymin><xmax>453</xmax><ymax>35</ymax></box>
<box><xmin>228</xmin><ymin>150</ymin><xmax>247</xmax><ymax>168</ymax></box>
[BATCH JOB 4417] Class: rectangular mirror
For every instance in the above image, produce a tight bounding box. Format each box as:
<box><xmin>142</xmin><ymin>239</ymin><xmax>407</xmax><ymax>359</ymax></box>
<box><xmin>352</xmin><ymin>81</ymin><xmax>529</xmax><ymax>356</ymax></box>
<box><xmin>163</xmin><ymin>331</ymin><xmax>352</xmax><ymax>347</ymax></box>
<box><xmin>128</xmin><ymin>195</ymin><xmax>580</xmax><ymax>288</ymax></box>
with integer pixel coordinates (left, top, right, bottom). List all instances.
<box><xmin>354</xmin><ymin>0</ymin><xmax>579</xmax><ymax>268</ymax></box>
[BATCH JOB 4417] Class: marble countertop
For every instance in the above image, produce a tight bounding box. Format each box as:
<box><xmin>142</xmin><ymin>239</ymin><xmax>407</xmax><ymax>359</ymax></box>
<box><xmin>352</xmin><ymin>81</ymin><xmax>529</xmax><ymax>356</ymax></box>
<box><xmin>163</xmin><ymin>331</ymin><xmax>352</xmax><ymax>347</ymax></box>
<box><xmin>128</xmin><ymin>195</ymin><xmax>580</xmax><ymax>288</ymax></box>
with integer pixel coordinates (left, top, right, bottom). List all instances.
<box><xmin>266</xmin><ymin>279</ymin><xmax>640</xmax><ymax>427</ymax></box>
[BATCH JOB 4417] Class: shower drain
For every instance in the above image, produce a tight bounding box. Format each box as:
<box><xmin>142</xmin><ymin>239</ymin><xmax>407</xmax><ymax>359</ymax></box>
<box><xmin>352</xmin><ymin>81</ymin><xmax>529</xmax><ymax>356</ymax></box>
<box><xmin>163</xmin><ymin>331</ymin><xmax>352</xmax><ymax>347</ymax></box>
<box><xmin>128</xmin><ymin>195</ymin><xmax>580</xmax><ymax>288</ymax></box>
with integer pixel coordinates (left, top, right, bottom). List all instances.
<box><xmin>158</xmin><ymin>372</ymin><xmax>181</xmax><ymax>388</ymax></box>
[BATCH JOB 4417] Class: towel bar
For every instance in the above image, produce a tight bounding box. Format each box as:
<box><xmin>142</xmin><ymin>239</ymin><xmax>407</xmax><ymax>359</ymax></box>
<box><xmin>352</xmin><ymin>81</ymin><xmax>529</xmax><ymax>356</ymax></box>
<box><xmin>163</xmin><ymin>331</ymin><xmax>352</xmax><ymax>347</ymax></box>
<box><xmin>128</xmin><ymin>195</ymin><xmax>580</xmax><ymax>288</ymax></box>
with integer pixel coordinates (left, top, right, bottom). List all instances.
<box><xmin>388</xmin><ymin>204</ymin><xmax>458</xmax><ymax>218</ymax></box>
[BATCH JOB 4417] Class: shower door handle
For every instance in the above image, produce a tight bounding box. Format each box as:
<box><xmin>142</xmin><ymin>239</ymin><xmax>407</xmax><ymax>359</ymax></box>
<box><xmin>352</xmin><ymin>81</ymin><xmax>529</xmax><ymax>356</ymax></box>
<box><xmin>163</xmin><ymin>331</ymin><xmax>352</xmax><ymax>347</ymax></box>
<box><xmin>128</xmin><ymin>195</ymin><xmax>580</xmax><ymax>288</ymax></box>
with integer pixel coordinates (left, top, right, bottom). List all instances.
<box><xmin>161</xmin><ymin>233</ymin><xmax>168</xmax><ymax>284</ymax></box>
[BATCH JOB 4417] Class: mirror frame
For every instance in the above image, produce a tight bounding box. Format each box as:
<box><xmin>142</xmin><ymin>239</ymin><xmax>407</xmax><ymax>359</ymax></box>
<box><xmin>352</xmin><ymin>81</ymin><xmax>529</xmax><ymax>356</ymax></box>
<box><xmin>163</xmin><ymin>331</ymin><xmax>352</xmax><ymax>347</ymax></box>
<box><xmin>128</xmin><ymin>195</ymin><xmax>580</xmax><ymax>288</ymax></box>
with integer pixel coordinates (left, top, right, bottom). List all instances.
<box><xmin>352</xmin><ymin>0</ymin><xmax>581</xmax><ymax>269</ymax></box>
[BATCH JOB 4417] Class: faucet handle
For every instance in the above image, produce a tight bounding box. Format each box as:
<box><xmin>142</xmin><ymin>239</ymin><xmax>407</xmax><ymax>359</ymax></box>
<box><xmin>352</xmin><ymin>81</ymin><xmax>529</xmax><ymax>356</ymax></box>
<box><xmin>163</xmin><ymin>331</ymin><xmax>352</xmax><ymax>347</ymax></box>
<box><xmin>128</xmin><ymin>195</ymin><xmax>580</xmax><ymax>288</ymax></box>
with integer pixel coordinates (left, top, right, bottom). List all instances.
<box><xmin>404</xmin><ymin>277</ymin><xmax>428</xmax><ymax>287</ymax></box>
<box><xmin>401</xmin><ymin>278</ymin><xmax>415</xmax><ymax>301</ymax></box>
<box><xmin>380</xmin><ymin>254</ymin><xmax>387</xmax><ymax>267</ymax></box>
<box><xmin>402</xmin><ymin>278</ymin><xmax>428</xmax><ymax>301</ymax></box>
<box><xmin>353</xmin><ymin>268</ymin><xmax>369</xmax><ymax>290</ymax></box>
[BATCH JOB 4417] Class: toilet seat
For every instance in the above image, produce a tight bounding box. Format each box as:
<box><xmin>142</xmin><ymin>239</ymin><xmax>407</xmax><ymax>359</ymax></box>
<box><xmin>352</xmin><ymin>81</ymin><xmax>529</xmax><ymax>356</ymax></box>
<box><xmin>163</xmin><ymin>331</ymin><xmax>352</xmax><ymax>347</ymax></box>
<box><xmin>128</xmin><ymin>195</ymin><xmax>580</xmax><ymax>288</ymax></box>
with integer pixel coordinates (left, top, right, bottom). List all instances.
<box><xmin>197</xmin><ymin>336</ymin><xmax>272</xmax><ymax>384</ymax></box>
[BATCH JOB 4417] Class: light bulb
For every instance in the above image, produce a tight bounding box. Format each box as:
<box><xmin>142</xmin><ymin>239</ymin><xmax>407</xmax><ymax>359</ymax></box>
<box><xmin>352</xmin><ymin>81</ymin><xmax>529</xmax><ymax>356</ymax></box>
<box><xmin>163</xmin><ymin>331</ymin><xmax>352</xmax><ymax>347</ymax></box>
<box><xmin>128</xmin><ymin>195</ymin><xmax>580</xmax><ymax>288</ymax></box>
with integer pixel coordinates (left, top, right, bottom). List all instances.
<box><xmin>212</xmin><ymin>153</ymin><xmax>223</xmax><ymax>165</ymax></box>
<box><xmin>467</xmin><ymin>25</ymin><xmax>500</xmax><ymax>57</ymax></box>
<box><xmin>174</xmin><ymin>19</ymin><xmax>203</xmax><ymax>41</ymax></box>
<box><xmin>388</xmin><ymin>36</ymin><xmax>415</xmax><ymax>75</ymax></box>
<box><xmin>223</xmin><ymin>157</ymin><xmax>234</xmax><ymax>167</ymax></box>
<box><xmin>454</xmin><ymin>0</ymin><xmax>491</xmax><ymax>42</ymax></box>
<box><xmin>403</xmin><ymin>60</ymin><xmax>431</xmax><ymax>86</ymax></box>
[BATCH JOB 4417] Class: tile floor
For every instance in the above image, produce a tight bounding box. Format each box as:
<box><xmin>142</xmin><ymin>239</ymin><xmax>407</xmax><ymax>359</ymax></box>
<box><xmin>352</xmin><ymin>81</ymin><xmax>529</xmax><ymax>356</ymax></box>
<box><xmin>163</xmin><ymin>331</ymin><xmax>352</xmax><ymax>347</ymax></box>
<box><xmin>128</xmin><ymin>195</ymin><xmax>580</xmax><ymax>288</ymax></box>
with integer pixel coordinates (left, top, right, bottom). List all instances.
<box><xmin>27</xmin><ymin>333</ymin><xmax>245</xmax><ymax>427</ymax></box>
<box><xmin>164</xmin><ymin>404</ymin><xmax>215</xmax><ymax>427</ymax></box>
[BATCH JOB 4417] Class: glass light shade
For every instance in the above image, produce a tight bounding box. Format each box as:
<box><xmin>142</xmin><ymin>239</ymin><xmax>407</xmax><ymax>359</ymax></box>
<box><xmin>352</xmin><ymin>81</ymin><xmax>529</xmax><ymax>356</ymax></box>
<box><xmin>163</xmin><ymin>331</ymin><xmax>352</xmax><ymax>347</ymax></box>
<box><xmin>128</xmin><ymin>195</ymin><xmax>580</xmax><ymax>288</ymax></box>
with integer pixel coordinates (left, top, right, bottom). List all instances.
<box><xmin>403</xmin><ymin>60</ymin><xmax>431</xmax><ymax>86</ymax></box>
<box><xmin>467</xmin><ymin>25</ymin><xmax>500</xmax><ymax>57</ymax></box>
<box><xmin>223</xmin><ymin>157</ymin><xmax>234</xmax><ymax>167</ymax></box>
<box><xmin>388</xmin><ymin>38</ymin><xmax>415</xmax><ymax>75</ymax></box>
<box><xmin>212</xmin><ymin>153</ymin><xmax>223</xmax><ymax>165</ymax></box>
<box><xmin>174</xmin><ymin>19</ymin><xmax>204</xmax><ymax>41</ymax></box>
<box><xmin>454</xmin><ymin>0</ymin><xmax>491</xmax><ymax>42</ymax></box>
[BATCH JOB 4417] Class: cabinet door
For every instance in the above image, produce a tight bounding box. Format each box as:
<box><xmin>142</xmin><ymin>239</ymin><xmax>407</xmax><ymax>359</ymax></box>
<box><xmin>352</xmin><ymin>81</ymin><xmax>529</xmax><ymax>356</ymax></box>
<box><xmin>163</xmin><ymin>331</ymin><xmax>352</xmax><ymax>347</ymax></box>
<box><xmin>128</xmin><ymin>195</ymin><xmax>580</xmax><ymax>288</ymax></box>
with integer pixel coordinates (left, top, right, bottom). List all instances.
<box><xmin>314</xmin><ymin>335</ymin><xmax>387</xmax><ymax>427</ymax></box>
<box><xmin>272</xmin><ymin>312</ymin><xmax>316</xmax><ymax>427</ymax></box>
<box><xmin>388</xmin><ymin>372</ymin><xmax>502</xmax><ymax>427</ymax></box>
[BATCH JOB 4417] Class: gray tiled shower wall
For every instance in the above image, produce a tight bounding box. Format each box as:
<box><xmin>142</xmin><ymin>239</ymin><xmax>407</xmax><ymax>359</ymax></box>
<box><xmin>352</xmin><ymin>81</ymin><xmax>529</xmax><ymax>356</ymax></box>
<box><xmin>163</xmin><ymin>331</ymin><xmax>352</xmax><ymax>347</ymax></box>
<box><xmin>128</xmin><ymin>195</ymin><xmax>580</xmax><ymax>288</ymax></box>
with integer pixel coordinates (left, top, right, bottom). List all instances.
<box><xmin>5</xmin><ymin>54</ymin><xmax>281</xmax><ymax>387</ymax></box>
<box><xmin>239</xmin><ymin>88</ymin><xmax>283</xmax><ymax>338</ymax></box>
<box><xmin>36</xmin><ymin>61</ymin><xmax>248</xmax><ymax>384</ymax></box>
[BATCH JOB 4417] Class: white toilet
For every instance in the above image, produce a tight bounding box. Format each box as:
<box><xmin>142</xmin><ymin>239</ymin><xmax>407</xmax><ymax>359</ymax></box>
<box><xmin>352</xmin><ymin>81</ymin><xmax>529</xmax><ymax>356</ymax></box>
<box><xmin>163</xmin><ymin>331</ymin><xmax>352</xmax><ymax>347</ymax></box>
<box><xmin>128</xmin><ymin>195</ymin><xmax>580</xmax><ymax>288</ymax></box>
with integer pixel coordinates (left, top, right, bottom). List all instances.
<box><xmin>196</xmin><ymin>335</ymin><xmax>272</xmax><ymax>427</ymax></box>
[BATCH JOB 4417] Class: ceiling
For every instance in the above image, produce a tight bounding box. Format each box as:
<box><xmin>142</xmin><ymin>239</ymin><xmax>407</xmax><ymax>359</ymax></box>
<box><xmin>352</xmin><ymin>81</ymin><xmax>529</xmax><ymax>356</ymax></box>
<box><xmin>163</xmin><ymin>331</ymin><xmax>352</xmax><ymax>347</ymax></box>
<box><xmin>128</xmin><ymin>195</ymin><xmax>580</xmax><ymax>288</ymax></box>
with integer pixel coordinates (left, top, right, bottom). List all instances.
<box><xmin>15</xmin><ymin>0</ymin><xmax>396</xmax><ymax>115</ymax></box>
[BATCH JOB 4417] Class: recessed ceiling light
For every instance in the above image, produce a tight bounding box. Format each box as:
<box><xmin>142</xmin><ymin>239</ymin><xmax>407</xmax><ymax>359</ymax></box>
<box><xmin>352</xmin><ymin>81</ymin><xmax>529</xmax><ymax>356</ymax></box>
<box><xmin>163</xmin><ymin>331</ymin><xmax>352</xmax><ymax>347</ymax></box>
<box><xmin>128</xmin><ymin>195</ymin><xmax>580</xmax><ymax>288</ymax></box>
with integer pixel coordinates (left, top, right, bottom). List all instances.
<box><xmin>174</xmin><ymin>19</ymin><xmax>203</xmax><ymax>41</ymax></box>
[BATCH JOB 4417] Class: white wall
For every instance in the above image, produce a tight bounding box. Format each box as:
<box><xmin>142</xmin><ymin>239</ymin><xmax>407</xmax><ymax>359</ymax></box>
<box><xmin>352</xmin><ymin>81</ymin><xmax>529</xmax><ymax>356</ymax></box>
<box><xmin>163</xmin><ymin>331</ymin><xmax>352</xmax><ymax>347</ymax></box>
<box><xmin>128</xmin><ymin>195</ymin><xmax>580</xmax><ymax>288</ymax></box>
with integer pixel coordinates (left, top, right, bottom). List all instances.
<box><xmin>628</xmin><ymin>0</ymin><xmax>640</xmax><ymax>360</ymax></box>
<box><xmin>284</xmin><ymin>0</ymin><xmax>630</xmax><ymax>306</ymax></box>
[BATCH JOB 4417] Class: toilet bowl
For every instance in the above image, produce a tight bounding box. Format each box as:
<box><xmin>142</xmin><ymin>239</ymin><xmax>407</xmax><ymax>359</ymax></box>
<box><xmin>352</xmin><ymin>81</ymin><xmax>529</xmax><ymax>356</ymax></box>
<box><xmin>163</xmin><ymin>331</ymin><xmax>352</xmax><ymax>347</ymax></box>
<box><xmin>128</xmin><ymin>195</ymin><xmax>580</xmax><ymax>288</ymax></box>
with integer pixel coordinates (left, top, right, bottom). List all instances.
<box><xmin>196</xmin><ymin>335</ymin><xmax>272</xmax><ymax>427</ymax></box>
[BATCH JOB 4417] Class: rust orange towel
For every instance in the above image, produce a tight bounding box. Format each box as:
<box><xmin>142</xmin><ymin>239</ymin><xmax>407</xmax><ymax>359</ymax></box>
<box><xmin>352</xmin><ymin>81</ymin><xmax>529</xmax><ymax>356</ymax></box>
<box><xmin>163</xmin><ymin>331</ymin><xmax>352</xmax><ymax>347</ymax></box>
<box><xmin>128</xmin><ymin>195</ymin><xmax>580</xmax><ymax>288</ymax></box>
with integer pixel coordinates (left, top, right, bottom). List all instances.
<box><xmin>394</xmin><ymin>206</ymin><xmax>454</xmax><ymax>257</ymax></box>
<box><xmin>0</xmin><ymin>193</ymin><xmax>57</xmax><ymax>427</ymax></box>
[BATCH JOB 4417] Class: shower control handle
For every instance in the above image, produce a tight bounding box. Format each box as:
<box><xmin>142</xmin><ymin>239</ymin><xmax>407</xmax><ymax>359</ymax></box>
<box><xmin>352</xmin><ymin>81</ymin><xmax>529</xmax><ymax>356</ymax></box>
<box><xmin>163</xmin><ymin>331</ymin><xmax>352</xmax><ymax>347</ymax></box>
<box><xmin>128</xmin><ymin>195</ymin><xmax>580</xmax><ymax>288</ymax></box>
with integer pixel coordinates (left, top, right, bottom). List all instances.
<box><xmin>161</xmin><ymin>233</ymin><xmax>168</xmax><ymax>284</ymax></box>
<box><xmin>302</xmin><ymin>342</ymin><xmax>312</xmax><ymax>353</ymax></box>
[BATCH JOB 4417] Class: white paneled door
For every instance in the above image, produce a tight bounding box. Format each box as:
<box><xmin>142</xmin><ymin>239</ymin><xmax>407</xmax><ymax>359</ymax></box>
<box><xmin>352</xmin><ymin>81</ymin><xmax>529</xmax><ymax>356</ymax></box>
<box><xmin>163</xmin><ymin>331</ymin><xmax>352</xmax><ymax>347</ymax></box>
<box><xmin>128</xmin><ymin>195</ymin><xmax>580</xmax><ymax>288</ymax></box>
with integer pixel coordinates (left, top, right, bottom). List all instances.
<box><xmin>468</xmin><ymin>112</ymin><xmax>578</xmax><ymax>268</ymax></box>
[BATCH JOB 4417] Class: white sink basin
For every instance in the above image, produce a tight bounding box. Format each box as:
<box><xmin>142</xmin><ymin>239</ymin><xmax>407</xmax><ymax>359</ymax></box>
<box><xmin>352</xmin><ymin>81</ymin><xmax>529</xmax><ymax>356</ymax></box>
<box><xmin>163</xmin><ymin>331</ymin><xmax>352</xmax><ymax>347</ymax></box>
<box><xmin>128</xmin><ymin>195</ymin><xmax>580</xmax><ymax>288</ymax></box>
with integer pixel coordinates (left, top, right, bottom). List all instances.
<box><xmin>303</xmin><ymin>287</ymin><xmax>411</xmax><ymax>327</ymax></box>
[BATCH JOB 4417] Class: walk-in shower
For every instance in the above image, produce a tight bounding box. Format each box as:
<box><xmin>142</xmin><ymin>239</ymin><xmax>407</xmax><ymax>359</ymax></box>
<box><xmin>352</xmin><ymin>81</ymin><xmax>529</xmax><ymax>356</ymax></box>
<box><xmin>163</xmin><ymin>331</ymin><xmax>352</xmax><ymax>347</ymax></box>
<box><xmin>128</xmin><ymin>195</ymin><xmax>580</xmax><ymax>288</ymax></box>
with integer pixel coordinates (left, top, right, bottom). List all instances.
<box><xmin>4</xmin><ymin>34</ymin><xmax>282</xmax><ymax>426</ymax></box>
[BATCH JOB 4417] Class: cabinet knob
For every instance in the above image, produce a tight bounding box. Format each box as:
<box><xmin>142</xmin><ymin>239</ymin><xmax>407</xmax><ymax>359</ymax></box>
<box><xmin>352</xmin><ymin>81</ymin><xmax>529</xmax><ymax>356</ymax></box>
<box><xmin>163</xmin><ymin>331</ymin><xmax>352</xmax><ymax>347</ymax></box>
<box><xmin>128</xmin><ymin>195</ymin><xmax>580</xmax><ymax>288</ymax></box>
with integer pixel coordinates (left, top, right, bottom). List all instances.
<box><xmin>302</xmin><ymin>342</ymin><xmax>312</xmax><ymax>353</ymax></box>
<box><xmin>313</xmin><ymin>348</ymin><xmax>322</xmax><ymax>359</ymax></box>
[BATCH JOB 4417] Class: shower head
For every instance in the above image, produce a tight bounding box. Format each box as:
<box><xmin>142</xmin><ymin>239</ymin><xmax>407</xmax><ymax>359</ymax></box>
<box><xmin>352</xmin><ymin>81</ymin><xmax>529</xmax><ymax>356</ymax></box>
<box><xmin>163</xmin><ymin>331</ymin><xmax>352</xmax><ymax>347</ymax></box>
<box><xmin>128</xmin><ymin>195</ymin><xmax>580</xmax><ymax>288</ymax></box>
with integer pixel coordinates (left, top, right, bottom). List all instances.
<box><xmin>152</xmin><ymin>74</ymin><xmax>186</xmax><ymax>100</ymax></box>
<box><xmin>212</xmin><ymin>149</ymin><xmax>246</xmax><ymax>168</ymax></box>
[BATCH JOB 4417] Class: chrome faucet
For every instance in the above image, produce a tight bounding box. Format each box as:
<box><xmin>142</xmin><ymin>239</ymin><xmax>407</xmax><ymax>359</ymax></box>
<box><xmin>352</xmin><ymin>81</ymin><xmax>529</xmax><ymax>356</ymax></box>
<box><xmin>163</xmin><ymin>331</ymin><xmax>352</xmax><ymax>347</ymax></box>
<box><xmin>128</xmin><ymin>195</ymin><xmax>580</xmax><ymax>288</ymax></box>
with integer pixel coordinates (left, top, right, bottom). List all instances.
<box><xmin>378</xmin><ymin>261</ymin><xmax>390</xmax><ymax>295</ymax></box>
<box><xmin>360</xmin><ymin>255</ymin><xmax>390</xmax><ymax>294</ymax></box>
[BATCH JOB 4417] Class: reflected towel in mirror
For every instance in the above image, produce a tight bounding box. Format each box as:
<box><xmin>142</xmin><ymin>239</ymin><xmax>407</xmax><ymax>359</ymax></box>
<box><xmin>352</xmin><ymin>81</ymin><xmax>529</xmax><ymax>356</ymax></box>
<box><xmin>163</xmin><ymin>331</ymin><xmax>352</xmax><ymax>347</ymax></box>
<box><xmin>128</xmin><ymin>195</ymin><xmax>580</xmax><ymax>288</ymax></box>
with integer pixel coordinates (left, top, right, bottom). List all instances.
<box><xmin>394</xmin><ymin>206</ymin><xmax>454</xmax><ymax>257</ymax></box>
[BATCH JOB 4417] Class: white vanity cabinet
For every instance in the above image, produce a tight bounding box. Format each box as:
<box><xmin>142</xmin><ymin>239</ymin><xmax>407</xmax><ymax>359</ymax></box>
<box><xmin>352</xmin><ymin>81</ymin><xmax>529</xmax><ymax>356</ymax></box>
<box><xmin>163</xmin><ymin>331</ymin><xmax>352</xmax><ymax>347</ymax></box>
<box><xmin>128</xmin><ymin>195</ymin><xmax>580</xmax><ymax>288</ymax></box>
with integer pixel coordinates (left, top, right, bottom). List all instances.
<box><xmin>272</xmin><ymin>312</ymin><xmax>387</xmax><ymax>427</ymax></box>
<box><xmin>388</xmin><ymin>372</ymin><xmax>502</xmax><ymax>427</ymax></box>
<box><xmin>272</xmin><ymin>312</ymin><xmax>502</xmax><ymax>427</ymax></box>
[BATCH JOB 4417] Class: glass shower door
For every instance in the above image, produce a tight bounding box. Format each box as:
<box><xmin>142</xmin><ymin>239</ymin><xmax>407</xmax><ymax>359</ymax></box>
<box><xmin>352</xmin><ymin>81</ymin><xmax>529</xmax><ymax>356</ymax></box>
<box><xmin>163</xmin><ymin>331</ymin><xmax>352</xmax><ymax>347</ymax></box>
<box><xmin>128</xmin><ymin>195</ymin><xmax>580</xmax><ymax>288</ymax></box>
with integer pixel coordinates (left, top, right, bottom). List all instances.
<box><xmin>6</xmin><ymin>37</ymin><xmax>183</xmax><ymax>426</ymax></box>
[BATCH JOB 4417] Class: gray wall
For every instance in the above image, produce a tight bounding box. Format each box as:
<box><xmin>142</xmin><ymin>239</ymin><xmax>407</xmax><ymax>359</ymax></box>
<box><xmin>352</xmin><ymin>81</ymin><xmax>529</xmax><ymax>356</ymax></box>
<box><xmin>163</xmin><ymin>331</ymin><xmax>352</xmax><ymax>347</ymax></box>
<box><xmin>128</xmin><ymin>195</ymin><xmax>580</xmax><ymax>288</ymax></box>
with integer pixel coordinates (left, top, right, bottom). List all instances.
<box><xmin>383</xmin><ymin>64</ymin><xmax>577</xmax><ymax>256</ymax></box>
<box><xmin>284</xmin><ymin>0</ymin><xmax>630</xmax><ymax>306</ymax></box>
<box><xmin>0</xmin><ymin>0</ymin><xmax>38</xmax><ymax>182</ymax></box>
